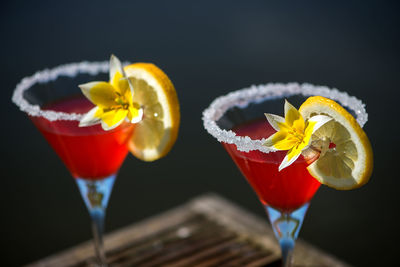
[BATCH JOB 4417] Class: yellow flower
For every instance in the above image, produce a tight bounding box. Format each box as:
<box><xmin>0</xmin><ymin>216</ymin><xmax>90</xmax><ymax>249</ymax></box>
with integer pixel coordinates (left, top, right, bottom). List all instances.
<box><xmin>264</xmin><ymin>100</ymin><xmax>331</xmax><ymax>171</ymax></box>
<box><xmin>79</xmin><ymin>55</ymin><xmax>143</xmax><ymax>130</ymax></box>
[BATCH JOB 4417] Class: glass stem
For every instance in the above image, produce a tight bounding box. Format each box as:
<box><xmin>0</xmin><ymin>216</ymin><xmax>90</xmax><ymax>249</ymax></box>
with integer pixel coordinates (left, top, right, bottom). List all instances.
<box><xmin>90</xmin><ymin>208</ymin><xmax>106</xmax><ymax>266</ymax></box>
<box><xmin>280</xmin><ymin>233</ymin><xmax>295</xmax><ymax>267</ymax></box>
<box><xmin>265</xmin><ymin>203</ymin><xmax>309</xmax><ymax>267</ymax></box>
<box><xmin>75</xmin><ymin>175</ymin><xmax>116</xmax><ymax>267</ymax></box>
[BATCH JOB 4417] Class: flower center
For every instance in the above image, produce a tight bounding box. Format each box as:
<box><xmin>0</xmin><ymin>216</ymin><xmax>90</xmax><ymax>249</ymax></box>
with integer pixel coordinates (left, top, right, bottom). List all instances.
<box><xmin>289</xmin><ymin>127</ymin><xmax>305</xmax><ymax>143</ymax></box>
<box><xmin>114</xmin><ymin>93</ymin><xmax>130</xmax><ymax>109</ymax></box>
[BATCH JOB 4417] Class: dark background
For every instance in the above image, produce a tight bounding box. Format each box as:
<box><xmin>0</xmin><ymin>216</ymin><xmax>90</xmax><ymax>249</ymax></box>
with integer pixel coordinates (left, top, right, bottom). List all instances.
<box><xmin>2</xmin><ymin>1</ymin><xmax>399</xmax><ymax>266</ymax></box>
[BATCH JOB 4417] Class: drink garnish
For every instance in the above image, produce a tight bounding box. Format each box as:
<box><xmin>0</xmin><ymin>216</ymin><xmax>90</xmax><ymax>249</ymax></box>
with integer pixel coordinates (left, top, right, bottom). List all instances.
<box><xmin>264</xmin><ymin>96</ymin><xmax>373</xmax><ymax>190</ymax></box>
<box><xmin>78</xmin><ymin>55</ymin><xmax>180</xmax><ymax>161</ymax></box>
<box><xmin>79</xmin><ymin>54</ymin><xmax>143</xmax><ymax>130</ymax></box>
<box><xmin>299</xmin><ymin>96</ymin><xmax>373</xmax><ymax>190</ymax></box>
<box><xmin>264</xmin><ymin>100</ymin><xmax>331</xmax><ymax>171</ymax></box>
<box><xmin>123</xmin><ymin>63</ymin><xmax>180</xmax><ymax>161</ymax></box>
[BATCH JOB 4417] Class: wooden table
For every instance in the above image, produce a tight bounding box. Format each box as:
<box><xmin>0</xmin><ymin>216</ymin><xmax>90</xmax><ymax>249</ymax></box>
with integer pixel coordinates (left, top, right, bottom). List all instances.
<box><xmin>26</xmin><ymin>194</ymin><xmax>351</xmax><ymax>267</ymax></box>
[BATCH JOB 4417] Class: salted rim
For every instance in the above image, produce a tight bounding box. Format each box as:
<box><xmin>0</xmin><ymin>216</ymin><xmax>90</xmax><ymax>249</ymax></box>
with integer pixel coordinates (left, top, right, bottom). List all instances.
<box><xmin>202</xmin><ymin>83</ymin><xmax>368</xmax><ymax>153</ymax></box>
<box><xmin>12</xmin><ymin>60</ymin><xmax>128</xmax><ymax>121</ymax></box>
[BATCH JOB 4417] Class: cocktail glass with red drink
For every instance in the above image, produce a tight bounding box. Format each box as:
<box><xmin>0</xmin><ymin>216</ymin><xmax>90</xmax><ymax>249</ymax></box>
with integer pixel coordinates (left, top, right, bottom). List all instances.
<box><xmin>203</xmin><ymin>83</ymin><xmax>369</xmax><ymax>266</ymax></box>
<box><xmin>12</xmin><ymin>58</ymin><xmax>180</xmax><ymax>266</ymax></box>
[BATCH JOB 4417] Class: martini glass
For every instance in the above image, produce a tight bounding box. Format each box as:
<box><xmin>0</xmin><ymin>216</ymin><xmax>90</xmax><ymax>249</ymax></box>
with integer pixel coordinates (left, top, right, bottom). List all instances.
<box><xmin>202</xmin><ymin>83</ymin><xmax>368</xmax><ymax>266</ymax></box>
<box><xmin>12</xmin><ymin>61</ymin><xmax>134</xmax><ymax>266</ymax></box>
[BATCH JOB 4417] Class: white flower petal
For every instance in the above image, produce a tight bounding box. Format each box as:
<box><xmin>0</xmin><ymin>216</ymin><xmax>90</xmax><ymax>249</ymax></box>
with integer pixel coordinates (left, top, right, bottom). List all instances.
<box><xmin>79</xmin><ymin>81</ymin><xmax>104</xmax><ymax>102</ymax></box>
<box><xmin>109</xmin><ymin>54</ymin><xmax>124</xmax><ymax>82</ymax></box>
<box><xmin>308</xmin><ymin>114</ymin><xmax>332</xmax><ymax>134</ymax></box>
<box><xmin>284</xmin><ymin>99</ymin><xmax>298</xmax><ymax>119</ymax></box>
<box><xmin>100</xmin><ymin>116</ymin><xmax>126</xmax><ymax>131</ymax></box>
<box><xmin>130</xmin><ymin>108</ymin><xmax>143</xmax><ymax>123</ymax></box>
<box><xmin>79</xmin><ymin>107</ymin><xmax>101</xmax><ymax>127</ymax></box>
<box><xmin>125</xmin><ymin>76</ymin><xmax>135</xmax><ymax>101</ymax></box>
<box><xmin>128</xmin><ymin>80</ymin><xmax>135</xmax><ymax>98</ymax></box>
<box><xmin>264</xmin><ymin>113</ymin><xmax>285</xmax><ymax>131</ymax></box>
<box><xmin>278</xmin><ymin>151</ymin><xmax>302</xmax><ymax>171</ymax></box>
<box><xmin>263</xmin><ymin>133</ymin><xmax>276</xmax><ymax>147</ymax></box>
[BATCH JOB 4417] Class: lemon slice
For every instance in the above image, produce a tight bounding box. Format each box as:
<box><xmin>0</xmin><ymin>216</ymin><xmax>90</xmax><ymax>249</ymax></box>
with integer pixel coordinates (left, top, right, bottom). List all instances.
<box><xmin>124</xmin><ymin>63</ymin><xmax>180</xmax><ymax>161</ymax></box>
<box><xmin>299</xmin><ymin>96</ymin><xmax>373</xmax><ymax>190</ymax></box>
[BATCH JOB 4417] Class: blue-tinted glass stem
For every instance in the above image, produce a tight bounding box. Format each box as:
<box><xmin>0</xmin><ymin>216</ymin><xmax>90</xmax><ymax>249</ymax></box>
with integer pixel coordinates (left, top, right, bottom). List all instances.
<box><xmin>266</xmin><ymin>203</ymin><xmax>309</xmax><ymax>267</ymax></box>
<box><xmin>91</xmin><ymin>208</ymin><xmax>106</xmax><ymax>265</ymax></box>
<box><xmin>76</xmin><ymin>175</ymin><xmax>116</xmax><ymax>267</ymax></box>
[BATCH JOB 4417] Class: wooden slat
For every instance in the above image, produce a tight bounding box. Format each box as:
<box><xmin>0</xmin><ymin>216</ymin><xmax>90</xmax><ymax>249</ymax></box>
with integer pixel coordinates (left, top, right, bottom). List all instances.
<box><xmin>26</xmin><ymin>193</ymin><xmax>351</xmax><ymax>267</ymax></box>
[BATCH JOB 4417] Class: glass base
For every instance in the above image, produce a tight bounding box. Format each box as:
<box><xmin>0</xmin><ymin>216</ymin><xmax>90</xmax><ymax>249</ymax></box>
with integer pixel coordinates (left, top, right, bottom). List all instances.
<box><xmin>265</xmin><ymin>203</ymin><xmax>309</xmax><ymax>267</ymax></box>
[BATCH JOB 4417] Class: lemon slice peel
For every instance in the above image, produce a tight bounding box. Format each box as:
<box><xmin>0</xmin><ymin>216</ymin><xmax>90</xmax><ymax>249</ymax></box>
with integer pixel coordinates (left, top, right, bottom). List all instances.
<box><xmin>124</xmin><ymin>63</ymin><xmax>180</xmax><ymax>162</ymax></box>
<box><xmin>299</xmin><ymin>96</ymin><xmax>373</xmax><ymax>190</ymax></box>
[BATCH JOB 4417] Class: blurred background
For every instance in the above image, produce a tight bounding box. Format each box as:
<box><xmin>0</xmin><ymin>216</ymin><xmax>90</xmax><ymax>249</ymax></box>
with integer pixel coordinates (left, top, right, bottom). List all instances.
<box><xmin>1</xmin><ymin>0</ymin><xmax>399</xmax><ymax>266</ymax></box>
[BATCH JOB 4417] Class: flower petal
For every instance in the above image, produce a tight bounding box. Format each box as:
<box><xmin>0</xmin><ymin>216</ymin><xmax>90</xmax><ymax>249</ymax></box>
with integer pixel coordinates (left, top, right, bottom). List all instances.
<box><xmin>292</xmin><ymin>117</ymin><xmax>305</xmax><ymax>133</ymax></box>
<box><xmin>126</xmin><ymin>77</ymin><xmax>135</xmax><ymax>105</ymax></box>
<box><xmin>264</xmin><ymin>113</ymin><xmax>286</xmax><ymax>131</ymax></box>
<box><xmin>79</xmin><ymin>106</ymin><xmax>101</xmax><ymax>127</ymax></box>
<box><xmin>265</xmin><ymin>131</ymin><xmax>299</xmax><ymax>150</ymax></box>
<box><xmin>100</xmin><ymin>109</ymin><xmax>129</xmax><ymax>130</ymax></box>
<box><xmin>307</xmin><ymin>114</ymin><xmax>332</xmax><ymax>134</ymax></box>
<box><xmin>117</xmin><ymin>77</ymin><xmax>129</xmax><ymax>94</ymax></box>
<box><xmin>79</xmin><ymin>81</ymin><xmax>117</xmax><ymax>108</ymax></box>
<box><xmin>284</xmin><ymin>99</ymin><xmax>302</xmax><ymax>127</ymax></box>
<box><xmin>274</xmin><ymin>138</ymin><xmax>299</xmax><ymax>151</ymax></box>
<box><xmin>112</xmin><ymin>72</ymin><xmax>124</xmax><ymax>94</ymax></box>
<box><xmin>110</xmin><ymin>54</ymin><xmax>125</xmax><ymax>86</ymax></box>
<box><xmin>279</xmin><ymin>146</ymin><xmax>302</xmax><ymax>171</ymax></box>
<box><xmin>302</xmin><ymin>114</ymin><xmax>332</xmax><ymax>148</ymax></box>
<box><xmin>264</xmin><ymin>131</ymin><xmax>285</xmax><ymax>147</ymax></box>
<box><xmin>117</xmin><ymin>77</ymin><xmax>134</xmax><ymax>105</ymax></box>
<box><xmin>128</xmin><ymin>106</ymin><xmax>143</xmax><ymax>123</ymax></box>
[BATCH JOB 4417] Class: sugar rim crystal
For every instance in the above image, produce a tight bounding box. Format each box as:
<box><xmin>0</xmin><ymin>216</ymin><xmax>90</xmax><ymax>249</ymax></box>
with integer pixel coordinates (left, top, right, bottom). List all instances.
<box><xmin>12</xmin><ymin>60</ymin><xmax>128</xmax><ymax>121</ymax></box>
<box><xmin>202</xmin><ymin>83</ymin><xmax>368</xmax><ymax>153</ymax></box>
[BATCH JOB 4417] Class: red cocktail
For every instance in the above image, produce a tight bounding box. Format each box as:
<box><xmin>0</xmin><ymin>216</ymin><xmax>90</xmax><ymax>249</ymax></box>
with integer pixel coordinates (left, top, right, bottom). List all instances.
<box><xmin>31</xmin><ymin>96</ymin><xmax>134</xmax><ymax>179</ymax></box>
<box><xmin>223</xmin><ymin>118</ymin><xmax>320</xmax><ymax>212</ymax></box>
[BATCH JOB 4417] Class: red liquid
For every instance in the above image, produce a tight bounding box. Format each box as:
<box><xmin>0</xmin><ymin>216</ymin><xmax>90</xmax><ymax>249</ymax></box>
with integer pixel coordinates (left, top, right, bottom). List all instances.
<box><xmin>223</xmin><ymin>119</ymin><xmax>320</xmax><ymax>212</ymax></box>
<box><xmin>30</xmin><ymin>96</ymin><xmax>134</xmax><ymax>180</ymax></box>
